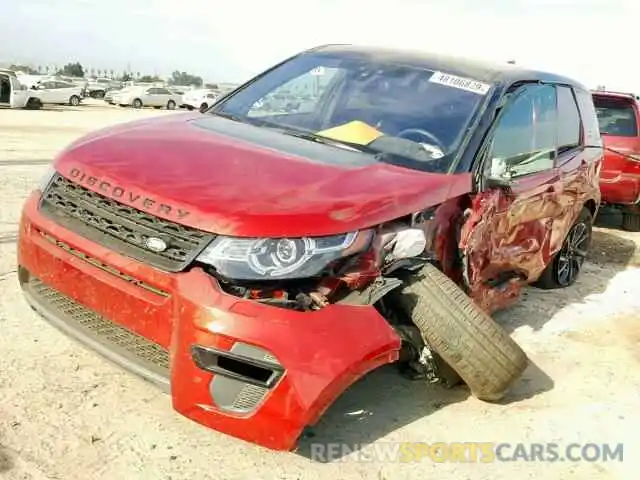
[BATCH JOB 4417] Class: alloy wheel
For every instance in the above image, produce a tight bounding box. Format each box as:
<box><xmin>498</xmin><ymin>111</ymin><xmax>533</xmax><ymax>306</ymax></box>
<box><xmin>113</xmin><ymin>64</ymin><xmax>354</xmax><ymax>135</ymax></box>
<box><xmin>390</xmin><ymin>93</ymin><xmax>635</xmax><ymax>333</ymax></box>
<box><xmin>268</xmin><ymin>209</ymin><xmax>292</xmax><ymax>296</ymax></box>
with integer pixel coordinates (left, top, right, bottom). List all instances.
<box><xmin>555</xmin><ymin>221</ymin><xmax>590</xmax><ymax>287</ymax></box>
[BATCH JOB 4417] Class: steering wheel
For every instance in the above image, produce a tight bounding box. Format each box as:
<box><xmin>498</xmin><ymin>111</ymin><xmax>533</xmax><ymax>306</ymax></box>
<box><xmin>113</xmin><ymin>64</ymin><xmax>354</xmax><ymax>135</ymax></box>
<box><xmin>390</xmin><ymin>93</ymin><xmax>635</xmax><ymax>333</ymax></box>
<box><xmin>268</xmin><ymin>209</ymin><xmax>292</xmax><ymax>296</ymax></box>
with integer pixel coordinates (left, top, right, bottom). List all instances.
<box><xmin>396</xmin><ymin>128</ymin><xmax>446</xmax><ymax>153</ymax></box>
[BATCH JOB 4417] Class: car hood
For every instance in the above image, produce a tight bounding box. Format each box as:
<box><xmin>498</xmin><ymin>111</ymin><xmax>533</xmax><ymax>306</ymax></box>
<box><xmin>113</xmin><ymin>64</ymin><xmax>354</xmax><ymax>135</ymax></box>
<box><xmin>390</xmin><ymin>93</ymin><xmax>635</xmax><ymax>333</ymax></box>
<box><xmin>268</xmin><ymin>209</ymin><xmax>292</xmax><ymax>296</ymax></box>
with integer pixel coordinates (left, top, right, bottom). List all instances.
<box><xmin>54</xmin><ymin>113</ymin><xmax>472</xmax><ymax>237</ymax></box>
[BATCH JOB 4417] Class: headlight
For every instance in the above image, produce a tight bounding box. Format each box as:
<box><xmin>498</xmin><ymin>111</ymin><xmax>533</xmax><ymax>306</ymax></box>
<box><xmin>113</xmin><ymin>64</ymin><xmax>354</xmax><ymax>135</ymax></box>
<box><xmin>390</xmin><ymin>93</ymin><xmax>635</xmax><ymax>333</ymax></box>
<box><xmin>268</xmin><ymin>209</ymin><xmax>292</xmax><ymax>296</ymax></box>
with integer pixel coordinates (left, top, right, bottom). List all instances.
<box><xmin>38</xmin><ymin>166</ymin><xmax>56</xmax><ymax>191</ymax></box>
<box><xmin>197</xmin><ymin>231</ymin><xmax>373</xmax><ymax>280</ymax></box>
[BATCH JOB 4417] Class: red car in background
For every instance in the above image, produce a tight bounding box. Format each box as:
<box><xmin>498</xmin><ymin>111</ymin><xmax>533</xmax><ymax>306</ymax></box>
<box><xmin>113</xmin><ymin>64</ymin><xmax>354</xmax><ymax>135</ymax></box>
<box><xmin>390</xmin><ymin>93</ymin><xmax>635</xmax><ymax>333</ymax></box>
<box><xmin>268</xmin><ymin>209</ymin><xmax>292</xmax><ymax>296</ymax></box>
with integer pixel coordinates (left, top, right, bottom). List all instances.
<box><xmin>592</xmin><ymin>91</ymin><xmax>640</xmax><ymax>231</ymax></box>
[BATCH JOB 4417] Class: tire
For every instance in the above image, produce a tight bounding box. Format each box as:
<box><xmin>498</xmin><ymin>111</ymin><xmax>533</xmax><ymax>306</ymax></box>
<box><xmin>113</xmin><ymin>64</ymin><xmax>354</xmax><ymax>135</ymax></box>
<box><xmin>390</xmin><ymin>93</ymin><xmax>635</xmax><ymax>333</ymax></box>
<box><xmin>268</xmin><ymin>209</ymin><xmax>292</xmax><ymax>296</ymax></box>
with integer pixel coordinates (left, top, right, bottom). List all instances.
<box><xmin>167</xmin><ymin>100</ymin><xmax>176</xmax><ymax>110</ymax></box>
<box><xmin>622</xmin><ymin>210</ymin><xmax>640</xmax><ymax>232</ymax></box>
<box><xmin>199</xmin><ymin>102</ymin><xmax>208</xmax><ymax>113</ymax></box>
<box><xmin>25</xmin><ymin>98</ymin><xmax>42</xmax><ymax>110</ymax></box>
<box><xmin>535</xmin><ymin>208</ymin><xmax>592</xmax><ymax>289</ymax></box>
<box><xmin>69</xmin><ymin>95</ymin><xmax>80</xmax><ymax>106</ymax></box>
<box><xmin>92</xmin><ymin>90</ymin><xmax>105</xmax><ymax>99</ymax></box>
<box><xmin>394</xmin><ymin>263</ymin><xmax>528</xmax><ymax>401</ymax></box>
<box><xmin>132</xmin><ymin>98</ymin><xmax>143</xmax><ymax>109</ymax></box>
<box><xmin>186</xmin><ymin>105</ymin><xmax>194</xmax><ymax>111</ymax></box>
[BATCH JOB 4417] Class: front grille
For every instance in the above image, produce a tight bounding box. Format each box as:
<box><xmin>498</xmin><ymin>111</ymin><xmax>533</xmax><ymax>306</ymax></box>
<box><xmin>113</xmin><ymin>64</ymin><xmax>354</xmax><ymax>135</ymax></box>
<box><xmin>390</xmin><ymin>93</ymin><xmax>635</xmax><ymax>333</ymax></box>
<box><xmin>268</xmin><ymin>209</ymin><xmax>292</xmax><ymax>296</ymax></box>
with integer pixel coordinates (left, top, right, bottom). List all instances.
<box><xmin>39</xmin><ymin>174</ymin><xmax>214</xmax><ymax>272</ymax></box>
<box><xmin>23</xmin><ymin>274</ymin><xmax>170</xmax><ymax>390</ymax></box>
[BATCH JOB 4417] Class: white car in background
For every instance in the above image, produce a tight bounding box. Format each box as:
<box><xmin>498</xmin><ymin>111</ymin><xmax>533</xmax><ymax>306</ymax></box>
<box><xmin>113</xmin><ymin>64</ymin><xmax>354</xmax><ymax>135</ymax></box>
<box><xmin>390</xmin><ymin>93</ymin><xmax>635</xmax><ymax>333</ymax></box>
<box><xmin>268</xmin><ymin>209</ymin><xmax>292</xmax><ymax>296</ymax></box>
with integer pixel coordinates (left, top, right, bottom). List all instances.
<box><xmin>181</xmin><ymin>89</ymin><xmax>219</xmax><ymax>112</ymax></box>
<box><xmin>0</xmin><ymin>69</ymin><xmax>29</xmax><ymax>108</ymax></box>
<box><xmin>117</xmin><ymin>86</ymin><xmax>180</xmax><ymax>109</ymax></box>
<box><xmin>30</xmin><ymin>78</ymin><xmax>84</xmax><ymax>107</ymax></box>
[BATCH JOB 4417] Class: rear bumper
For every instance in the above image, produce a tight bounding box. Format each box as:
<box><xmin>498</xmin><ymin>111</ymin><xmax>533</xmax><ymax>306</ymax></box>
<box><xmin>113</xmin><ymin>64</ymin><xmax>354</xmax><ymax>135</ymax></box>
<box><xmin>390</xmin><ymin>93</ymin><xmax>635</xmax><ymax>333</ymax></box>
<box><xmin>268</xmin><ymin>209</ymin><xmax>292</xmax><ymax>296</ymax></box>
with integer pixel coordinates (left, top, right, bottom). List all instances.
<box><xmin>18</xmin><ymin>191</ymin><xmax>401</xmax><ymax>450</ymax></box>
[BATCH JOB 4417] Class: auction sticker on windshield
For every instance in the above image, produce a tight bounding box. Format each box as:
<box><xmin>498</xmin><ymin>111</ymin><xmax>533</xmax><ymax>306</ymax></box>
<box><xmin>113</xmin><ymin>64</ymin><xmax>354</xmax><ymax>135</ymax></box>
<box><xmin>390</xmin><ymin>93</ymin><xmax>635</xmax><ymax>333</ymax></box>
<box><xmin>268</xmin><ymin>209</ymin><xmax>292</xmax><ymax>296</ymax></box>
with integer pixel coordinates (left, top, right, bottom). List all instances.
<box><xmin>428</xmin><ymin>71</ymin><xmax>491</xmax><ymax>95</ymax></box>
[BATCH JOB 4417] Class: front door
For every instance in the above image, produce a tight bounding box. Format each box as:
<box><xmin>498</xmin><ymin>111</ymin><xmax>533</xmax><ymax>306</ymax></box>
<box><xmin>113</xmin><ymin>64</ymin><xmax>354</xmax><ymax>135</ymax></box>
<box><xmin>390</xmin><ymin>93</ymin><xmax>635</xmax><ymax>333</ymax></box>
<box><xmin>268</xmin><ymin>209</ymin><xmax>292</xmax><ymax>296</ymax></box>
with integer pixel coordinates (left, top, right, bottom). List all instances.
<box><xmin>461</xmin><ymin>83</ymin><xmax>566</xmax><ymax>312</ymax></box>
<box><xmin>9</xmin><ymin>76</ymin><xmax>28</xmax><ymax>108</ymax></box>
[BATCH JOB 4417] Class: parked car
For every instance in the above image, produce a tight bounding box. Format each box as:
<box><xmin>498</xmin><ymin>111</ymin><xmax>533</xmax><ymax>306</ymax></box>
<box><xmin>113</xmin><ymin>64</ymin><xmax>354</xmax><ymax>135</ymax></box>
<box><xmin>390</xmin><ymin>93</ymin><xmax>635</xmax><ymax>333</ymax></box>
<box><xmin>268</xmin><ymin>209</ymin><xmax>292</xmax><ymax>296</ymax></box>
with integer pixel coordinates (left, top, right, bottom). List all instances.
<box><xmin>0</xmin><ymin>69</ymin><xmax>29</xmax><ymax>108</ymax></box>
<box><xmin>18</xmin><ymin>44</ymin><xmax>602</xmax><ymax>451</ymax></box>
<box><xmin>181</xmin><ymin>88</ymin><xmax>219</xmax><ymax>112</ymax></box>
<box><xmin>30</xmin><ymin>79</ymin><xmax>84</xmax><ymax>107</ymax></box>
<box><xmin>117</xmin><ymin>86</ymin><xmax>180</xmax><ymax>109</ymax></box>
<box><xmin>86</xmin><ymin>77</ymin><xmax>121</xmax><ymax>98</ymax></box>
<box><xmin>592</xmin><ymin>90</ymin><xmax>640</xmax><ymax>231</ymax></box>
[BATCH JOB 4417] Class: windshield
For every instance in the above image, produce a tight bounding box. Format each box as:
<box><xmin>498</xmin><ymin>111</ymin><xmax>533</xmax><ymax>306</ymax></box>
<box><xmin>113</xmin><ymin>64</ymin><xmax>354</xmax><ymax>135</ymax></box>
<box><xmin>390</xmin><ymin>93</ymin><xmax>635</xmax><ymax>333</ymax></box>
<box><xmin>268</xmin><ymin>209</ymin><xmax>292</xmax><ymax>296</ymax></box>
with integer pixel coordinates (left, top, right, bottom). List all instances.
<box><xmin>593</xmin><ymin>95</ymin><xmax>638</xmax><ymax>137</ymax></box>
<box><xmin>211</xmin><ymin>51</ymin><xmax>490</xmax><ymax>173</ymax></box>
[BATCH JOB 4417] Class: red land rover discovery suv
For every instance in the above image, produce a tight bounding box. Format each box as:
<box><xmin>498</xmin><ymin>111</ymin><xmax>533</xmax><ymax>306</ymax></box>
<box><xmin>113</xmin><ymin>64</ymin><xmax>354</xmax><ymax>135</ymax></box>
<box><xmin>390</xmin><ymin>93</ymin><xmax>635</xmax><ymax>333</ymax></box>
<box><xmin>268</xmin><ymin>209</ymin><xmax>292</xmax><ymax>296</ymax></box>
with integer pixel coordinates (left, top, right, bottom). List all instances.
<box><xmin>18</xmin><ymin>45</ymin><xmax>602</xmax><ymax>450</ymax></box>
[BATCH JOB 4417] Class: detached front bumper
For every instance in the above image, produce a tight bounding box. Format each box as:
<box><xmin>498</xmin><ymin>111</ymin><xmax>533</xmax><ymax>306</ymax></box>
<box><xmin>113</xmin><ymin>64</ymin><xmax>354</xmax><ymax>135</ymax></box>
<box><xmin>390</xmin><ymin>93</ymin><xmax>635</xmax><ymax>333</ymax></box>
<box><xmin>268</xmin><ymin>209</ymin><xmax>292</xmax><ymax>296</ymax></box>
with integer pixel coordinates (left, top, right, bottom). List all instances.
<box><xmin>18</xmin><ymin>192</ymin><xmax>401</xmax><ymax>450</ymax></box>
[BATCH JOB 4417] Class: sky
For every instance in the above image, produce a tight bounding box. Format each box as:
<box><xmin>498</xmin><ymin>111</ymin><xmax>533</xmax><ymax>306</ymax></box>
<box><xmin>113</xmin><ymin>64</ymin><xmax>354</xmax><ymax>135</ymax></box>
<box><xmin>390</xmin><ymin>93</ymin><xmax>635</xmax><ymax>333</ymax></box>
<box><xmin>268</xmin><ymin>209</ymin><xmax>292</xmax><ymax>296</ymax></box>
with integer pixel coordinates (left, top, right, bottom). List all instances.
<box><xmin>2</xmin><ymin>0</ymin><xmax>639</xmax><ymax>90</ymax></box>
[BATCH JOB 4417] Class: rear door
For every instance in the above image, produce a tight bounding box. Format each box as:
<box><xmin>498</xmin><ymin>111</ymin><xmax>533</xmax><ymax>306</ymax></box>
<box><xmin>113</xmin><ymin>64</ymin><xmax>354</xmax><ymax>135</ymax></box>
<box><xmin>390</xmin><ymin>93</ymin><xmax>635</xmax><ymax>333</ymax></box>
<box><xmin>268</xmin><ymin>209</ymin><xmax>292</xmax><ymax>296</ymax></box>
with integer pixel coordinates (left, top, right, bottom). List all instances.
<box><xmin>461</xmin><ymin>83</ymin><xmax>564</xmax><ymax>308</ymax></box>
<box><xmin>156</xmin><ymin>88</ymin><xmax>173</xmax><ymax>106</ymax></box>
<box><xmin>143</xmin><ymin>88</ymin><xmax>157</xmax><ymax>105</ymax></box>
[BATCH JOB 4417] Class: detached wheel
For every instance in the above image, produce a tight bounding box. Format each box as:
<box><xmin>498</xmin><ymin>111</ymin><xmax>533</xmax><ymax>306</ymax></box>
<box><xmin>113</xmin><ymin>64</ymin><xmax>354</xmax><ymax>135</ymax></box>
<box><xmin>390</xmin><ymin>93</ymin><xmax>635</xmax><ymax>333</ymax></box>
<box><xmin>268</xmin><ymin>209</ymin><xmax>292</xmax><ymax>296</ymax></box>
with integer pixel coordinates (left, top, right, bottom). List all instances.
<box><xmin>69</xmin><ymin>95</ymin><xmax>80</xmax><ymax>106</ymax></box>
<box><xmin>394</xmin><ymin>263</ymin><xmax>528</xmax><ymax>402</ymax></box>
<box><xmin>535</xmin><ymin>208</ymin><xmax>592</xmax><ymax>289</ymax></box>
<box><xmin>199</xmin><ymin>102</ymin><xmax>208</xmax><ymax>113</ymax></box>
<box><xmin>132</xmin><ymin>98</ymin><xmax>143</xmax><ymax>109</ymax></box>
<box><xmin>622</xmin><ymin>209</ymin><xmax>640</xmax><ymax>232</ymax></box>
<box><xmin>166</xmin><ymin>100</ymin><xmax>176</xmax><ymax>110</ymax></box>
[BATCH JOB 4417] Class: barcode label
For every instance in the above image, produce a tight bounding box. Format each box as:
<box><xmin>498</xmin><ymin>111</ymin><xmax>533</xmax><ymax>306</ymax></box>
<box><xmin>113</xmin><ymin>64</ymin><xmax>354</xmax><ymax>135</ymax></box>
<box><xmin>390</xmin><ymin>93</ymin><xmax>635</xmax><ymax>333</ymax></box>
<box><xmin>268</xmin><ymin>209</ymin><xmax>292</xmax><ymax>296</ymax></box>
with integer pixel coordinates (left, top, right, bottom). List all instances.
<box><xmin>428</xmin><ymin>71</ymin><xmax>491</xmax><ymax>95</ymax></box>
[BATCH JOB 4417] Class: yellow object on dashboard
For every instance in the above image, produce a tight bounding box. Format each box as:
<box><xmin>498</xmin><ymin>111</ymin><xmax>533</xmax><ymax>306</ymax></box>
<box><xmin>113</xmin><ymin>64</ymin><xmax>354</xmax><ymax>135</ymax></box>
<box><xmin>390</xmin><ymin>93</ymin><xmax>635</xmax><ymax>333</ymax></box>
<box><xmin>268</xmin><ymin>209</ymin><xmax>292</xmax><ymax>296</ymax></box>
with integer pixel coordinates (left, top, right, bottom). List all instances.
<box><xmin>316</xmin><ymin>120</ymin><xmax>384</xmax><ymax>146</ymax></box>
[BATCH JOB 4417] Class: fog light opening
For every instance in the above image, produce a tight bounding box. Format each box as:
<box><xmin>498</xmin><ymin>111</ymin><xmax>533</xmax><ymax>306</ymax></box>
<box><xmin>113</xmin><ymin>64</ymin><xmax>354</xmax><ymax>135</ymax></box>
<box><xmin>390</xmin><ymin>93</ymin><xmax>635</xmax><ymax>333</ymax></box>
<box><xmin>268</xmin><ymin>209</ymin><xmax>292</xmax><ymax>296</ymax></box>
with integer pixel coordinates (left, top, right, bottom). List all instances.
<box><xmin>191</xmin><ymin>345</ymin><xmax>283</xmax><ymax>388</ymax></box>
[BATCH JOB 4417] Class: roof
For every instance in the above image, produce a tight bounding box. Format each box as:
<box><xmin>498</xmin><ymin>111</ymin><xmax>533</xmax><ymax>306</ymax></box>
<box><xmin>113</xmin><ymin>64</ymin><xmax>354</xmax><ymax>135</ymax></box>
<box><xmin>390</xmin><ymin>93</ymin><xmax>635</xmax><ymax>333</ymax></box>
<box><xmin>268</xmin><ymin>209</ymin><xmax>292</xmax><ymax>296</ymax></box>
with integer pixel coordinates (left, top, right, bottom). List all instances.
<box><xmin>592</xmin><ymin>90</ymin><xmax>639</xmax><ymax>100</ymax></box>
<box><xmin>308</xmin><ymin>44</ymin><xmax>588</xmax><ymax>91</ymax></box>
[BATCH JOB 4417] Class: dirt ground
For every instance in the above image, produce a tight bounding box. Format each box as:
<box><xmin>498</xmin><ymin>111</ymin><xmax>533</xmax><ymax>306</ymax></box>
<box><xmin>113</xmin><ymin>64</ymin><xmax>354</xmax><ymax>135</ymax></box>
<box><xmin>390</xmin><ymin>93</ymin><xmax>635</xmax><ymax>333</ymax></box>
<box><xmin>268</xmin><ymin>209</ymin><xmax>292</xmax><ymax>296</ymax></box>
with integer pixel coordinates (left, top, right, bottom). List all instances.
<box><xmin>0</xmin><ymin>100</ymin><xmax>638</xmax><ymax>480</ymax></box>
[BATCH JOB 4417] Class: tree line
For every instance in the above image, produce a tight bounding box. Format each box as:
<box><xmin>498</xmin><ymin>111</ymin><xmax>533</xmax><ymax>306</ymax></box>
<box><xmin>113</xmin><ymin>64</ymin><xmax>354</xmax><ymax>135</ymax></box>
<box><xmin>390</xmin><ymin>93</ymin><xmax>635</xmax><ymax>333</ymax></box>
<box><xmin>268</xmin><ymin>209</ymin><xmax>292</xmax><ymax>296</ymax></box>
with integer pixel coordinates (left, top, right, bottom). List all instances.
<box><xmin>8</xmin><ymin>62</ymin><xmax>205</xmax><ymax>87</ymax></box>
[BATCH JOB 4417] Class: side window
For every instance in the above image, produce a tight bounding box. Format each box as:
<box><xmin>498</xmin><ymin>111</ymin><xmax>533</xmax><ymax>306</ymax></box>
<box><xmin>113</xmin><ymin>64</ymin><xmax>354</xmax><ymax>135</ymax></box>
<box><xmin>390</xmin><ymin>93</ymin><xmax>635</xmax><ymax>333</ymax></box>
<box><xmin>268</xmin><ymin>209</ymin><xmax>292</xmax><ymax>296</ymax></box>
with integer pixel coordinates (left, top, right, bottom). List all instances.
<box><xmin>576</xmin><ymin>91</ymin><xmax>602</xmax><ymax>145</ymax></box>
<box><xmin>147</xmin><ymin>88</ymin><xmax>158</xmax><ymax>95</ymax></box>
<box><xmin>488</xmin><ymin>84</ymin><xmax>557</xmax><ymax>179</ymax></box>
<box><xmin>157</xmin><ymin>88</ymin><xmax>171</xmax><ymax>95</ymax></box>
<box><xmin>556</xmin><ymin>86</ymin><xmax>581</xmax><ymax>152</ymax></box>
<box><xmin>40</xmin><ymin>82</ymin><xmax>55</xmax><ymax>90</ymax></box>
<box><xmin>248</xmin><ymin>66</ymin><xmax>341</xmax><ymax>118</ymax></box>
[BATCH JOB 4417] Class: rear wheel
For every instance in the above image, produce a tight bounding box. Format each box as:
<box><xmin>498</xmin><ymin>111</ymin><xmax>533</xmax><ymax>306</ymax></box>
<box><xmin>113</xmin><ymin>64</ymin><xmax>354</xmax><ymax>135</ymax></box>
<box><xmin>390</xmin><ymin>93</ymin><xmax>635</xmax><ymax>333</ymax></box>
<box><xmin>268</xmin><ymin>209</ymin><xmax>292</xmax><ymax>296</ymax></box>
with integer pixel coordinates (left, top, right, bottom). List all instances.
<box><xmin>622</xmin><ymin>208</ymin><xmax>640</xmax><ymax>232</ymax></box>
<box><xmin>132</xmin><ymin>98</ymin><xmax>143</xmax><ymax>109</ymax></box>
<box><xmin>167</xmin><ymin>100</ymin><xmax>176</xmax><ymax>110</ymax></box>
<box><xmin>535</xmin><ymin>208</ymin><xmax>592</xmax><ymax>289</ymax></box>
<box><xmin>394</xmin><ymin>263</ymin><xmax>528</xmax><ymax>401</ymax></box>
<box><xmin>69</xmin><ymin>95</ymin><xmax>80</xmax><ymax>106</ymax></box>
<box><xmin>199</xmin><ymin>102</ymin><xmax>209</xmax><ymax>113</ymax></box>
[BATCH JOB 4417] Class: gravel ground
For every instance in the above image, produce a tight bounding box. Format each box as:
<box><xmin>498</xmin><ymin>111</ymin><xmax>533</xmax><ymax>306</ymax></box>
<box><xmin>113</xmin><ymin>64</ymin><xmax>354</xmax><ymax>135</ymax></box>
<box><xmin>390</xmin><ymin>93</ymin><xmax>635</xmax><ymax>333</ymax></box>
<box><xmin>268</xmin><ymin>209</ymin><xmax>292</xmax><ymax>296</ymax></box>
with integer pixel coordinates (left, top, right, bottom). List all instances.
<box><xmin>0</xmin><ymin>100</ymin><xmax>638</xmax><ymax>480</ymax></box>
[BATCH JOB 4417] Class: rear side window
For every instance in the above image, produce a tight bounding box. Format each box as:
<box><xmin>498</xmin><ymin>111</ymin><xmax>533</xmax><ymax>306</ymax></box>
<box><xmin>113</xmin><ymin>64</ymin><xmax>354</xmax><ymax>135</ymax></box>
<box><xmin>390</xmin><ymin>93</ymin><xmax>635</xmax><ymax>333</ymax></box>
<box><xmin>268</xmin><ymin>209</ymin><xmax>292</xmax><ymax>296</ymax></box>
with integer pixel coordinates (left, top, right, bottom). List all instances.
<box><xmin>556</xmin><ymin>86</ymin><xmax>581</xmax><ymax>151</ymax></box>
<box><xmin>575</xmin><ymin>90</ymin><xmax>601</xmax><ymax>146</ymax></box>
<box><xmin>593</xmin><ymin>95</ymin><xmax>638</xmax><ymax>137</ymax></box>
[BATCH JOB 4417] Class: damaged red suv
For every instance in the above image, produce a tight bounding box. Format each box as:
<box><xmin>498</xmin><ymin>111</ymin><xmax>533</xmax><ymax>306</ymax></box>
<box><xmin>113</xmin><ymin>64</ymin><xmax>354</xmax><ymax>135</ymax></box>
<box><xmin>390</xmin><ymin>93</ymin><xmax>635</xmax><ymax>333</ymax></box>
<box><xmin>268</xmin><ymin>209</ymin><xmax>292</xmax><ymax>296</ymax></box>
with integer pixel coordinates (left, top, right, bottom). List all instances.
<box><xmin>18</xmin><ymin>45</ymin><xmax>603</xmax><ymax>451</ymax></box>
<box><xmin>592</xmin><ymin>91</ymin><xmax>640</xmax><ymax>231</ymax></box>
